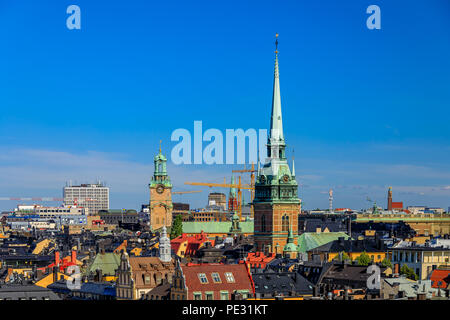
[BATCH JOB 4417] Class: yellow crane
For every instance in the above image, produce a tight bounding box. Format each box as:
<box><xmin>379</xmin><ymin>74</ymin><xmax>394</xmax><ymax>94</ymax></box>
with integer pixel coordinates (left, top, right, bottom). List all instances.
<box><xmin>184</xmin><ymin>177</ymin><xmax>253</xmax><ymax>220</ymax></box>
<box><xmin>232</xmin><ymin>162</ymin><xmax>256</xmax><ymax>218</ymax></box>
<box><xmin>172</xmin><ymin>190</ymin><xmax>202</xmax><ymax>195</ymax></box>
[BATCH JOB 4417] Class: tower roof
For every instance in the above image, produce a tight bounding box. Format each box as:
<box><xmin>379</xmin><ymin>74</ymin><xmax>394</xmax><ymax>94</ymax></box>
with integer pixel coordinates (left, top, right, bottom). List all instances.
<box><xmin>269</xmin><ymin>34</ymin><xmax>284</xmax><ymax>143</ymax></box>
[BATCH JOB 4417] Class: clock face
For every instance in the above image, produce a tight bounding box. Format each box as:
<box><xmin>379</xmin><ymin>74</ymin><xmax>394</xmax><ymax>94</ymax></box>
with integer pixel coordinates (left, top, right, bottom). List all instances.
<box><xmin>283</xmin><ymin>175</ymin><xmax>289</xmax><ymax>182</ymax></box>
<box><xmin>156</xmin><ymin>185</ymin><xmax>164</xmax><ymax>194</ymax></box>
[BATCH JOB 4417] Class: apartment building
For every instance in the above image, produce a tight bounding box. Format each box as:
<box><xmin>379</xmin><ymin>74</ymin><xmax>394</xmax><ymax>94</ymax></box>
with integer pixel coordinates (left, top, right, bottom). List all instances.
<box><xmin>63</xmin><ymin>183</ymin><xmax>109</xmax><ymax>214</ymax></box>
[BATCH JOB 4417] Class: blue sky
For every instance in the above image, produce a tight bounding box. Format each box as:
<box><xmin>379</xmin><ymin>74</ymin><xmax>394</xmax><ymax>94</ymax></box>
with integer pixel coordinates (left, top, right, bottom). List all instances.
<box><xmin>0</xmin><ymin>0</ymin><xmax>449</xmax><ymax>211</ymax></box>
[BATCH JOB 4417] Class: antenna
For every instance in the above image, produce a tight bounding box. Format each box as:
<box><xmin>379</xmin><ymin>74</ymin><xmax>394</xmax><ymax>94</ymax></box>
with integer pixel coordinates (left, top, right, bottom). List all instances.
<box><xmin>329</xmin><ymin>189</ymin><xmax>333</xmax><ymax>213</ymax></box>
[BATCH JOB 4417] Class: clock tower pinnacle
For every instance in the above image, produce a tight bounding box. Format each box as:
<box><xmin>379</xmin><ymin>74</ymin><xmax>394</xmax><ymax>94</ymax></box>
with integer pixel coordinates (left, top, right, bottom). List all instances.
<box><xmin>149</xmin><ymin>142</ymin><xmax>173</xmax><ymax>231</ymax></box>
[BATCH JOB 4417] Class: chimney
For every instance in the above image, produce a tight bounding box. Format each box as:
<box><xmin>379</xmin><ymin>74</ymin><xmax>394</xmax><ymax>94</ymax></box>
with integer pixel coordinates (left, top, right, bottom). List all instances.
<box><xmin>52</xmin><ymin>266</ymin><xmax>58</xmax><ymax>283</ymax></box>
<box><xmin>71</xmin><ymin>250</ymin><xmax>77</xmax><ymax>264</ymax></box>
<box><xmin>54</xmin><ymin>251</ymin><xmax>60</xmax><ymax>266</ymax></box>
<box><xmin>394</xmin><ymin>263</ymin><xmax>399</xmax><ymax>277</ymax></box>
<box><xmin>417</xmin><ymin>293</ymin><xmax>426</xmax><ymax>300</ymax></box>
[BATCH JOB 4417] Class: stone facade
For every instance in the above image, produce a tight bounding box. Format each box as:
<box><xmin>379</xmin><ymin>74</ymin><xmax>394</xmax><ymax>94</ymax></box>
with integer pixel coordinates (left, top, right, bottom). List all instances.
<box><xmin>149</xmin><ymin>147</ymin><xmax>173</xmax><ymax>231</ymax></box>
<box><xmin>253</xmin><ymin>40</ymin><xmax>301</xmax><ymax>255</ymax></box>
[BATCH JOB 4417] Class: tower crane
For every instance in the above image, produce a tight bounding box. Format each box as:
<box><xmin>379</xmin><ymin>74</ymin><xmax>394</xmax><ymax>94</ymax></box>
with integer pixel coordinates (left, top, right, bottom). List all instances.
<box><xmin>232</xmin><ymin>162</ymin><xmax>256</xmax><ymax>218</ymax></box>
<box><xmin>172</xmin><ymin>191</ymin><xmax>202</xmax><ymax>195</ymax></box>
<box><xmin>184</xmin><ymin>177</ymin><xmax>253</xmax><ymax>220</ymax></box>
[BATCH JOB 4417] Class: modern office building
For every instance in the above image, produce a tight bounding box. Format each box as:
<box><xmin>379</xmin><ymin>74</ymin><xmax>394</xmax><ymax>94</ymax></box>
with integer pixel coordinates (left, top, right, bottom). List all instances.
<box><xmin>63</xmin><ymin>183</ymin><xmax>109</xmax><ymax>214</ymax></box>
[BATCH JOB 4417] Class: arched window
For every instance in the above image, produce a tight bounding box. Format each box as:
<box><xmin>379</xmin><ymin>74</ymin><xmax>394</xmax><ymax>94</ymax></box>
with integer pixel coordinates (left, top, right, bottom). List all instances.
<box><xmin>282</xmin><ymin>214</ymin><xmax>289</xmax><ymax>232</ymax></box>
<box><xmin>261</xmin><ymin>215</ymin><xmax>266</xmax><ymax>232</ymax></box>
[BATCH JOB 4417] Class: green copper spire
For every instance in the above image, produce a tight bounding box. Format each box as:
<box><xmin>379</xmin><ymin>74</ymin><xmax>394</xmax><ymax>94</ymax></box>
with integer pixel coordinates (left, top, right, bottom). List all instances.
<box><xmin>283</xmin><ymin>224</ymin><xmax>298</xmax><ymax>252</ymax></box>
<box><xmin>229</xmin><ymin>176</ymin><xmax>236</xmax><ymax>198</ymax></box>
<box><xmin>269</xmin><ymin>33</ymin><xmax>284</xmax><ymax>146</ymax></box>
<box><xmin>150</xmin><ymin>141</ymin><xmax>172</xmax><ymax>188</ymax></box>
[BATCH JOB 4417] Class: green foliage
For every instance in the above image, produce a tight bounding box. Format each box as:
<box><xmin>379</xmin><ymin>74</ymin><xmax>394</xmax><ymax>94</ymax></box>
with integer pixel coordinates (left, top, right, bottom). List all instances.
<box><xmin>381</xmin><ymin>258</ymin><xmax>393</xmax><ymax>269</ymax></box>
<box><xmin>355</xmin><ymin>251</ymin><xmax>372</xmax><ymax>266</ymax></box>
<box><xmin>333</xmin><ymin>251</ymin><xmax>351</xmax><ymax>262</ymax></box>
<box><xmin>400</xmin><ymin>264</ymin><xmax>418</xmax><ymax>280</ymax></box>
<box><xmin>170</xmin><ymin>214</ymin><xmax>183</xmax><ymax>239</ymax></box>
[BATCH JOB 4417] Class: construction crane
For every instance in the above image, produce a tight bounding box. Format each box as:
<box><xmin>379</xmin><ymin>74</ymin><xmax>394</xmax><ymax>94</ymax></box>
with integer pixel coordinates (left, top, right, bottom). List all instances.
<box><xmin>0</xmin><ymin>197</ymin><xmax>64</xmax><ymax>201</ymax></box>
<box><xmin>184</xmin><ymin>176</ymin><xmax>253</xmax><ymax>220</ymax></box>
<box><xmin>232</xmin><ymin>163</ymin><xmax>256</xmax><ymax>218</ymax></box>
<box><xmin>172</xmin><ymin>191</ymin><xmax>202</xmax><ymax>195</ymax></box>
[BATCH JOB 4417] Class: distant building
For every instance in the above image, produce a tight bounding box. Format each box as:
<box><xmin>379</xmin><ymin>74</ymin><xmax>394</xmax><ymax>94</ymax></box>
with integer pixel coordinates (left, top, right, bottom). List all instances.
<box><xmin>307</xmin><ymin>237</ymin><xmax>387</xmax><ymax>263</ymax></box>
<box><xmin>381</xmin><ymin>277</ymin><xmax>443</xmax><ymax>300</ymax></box>
<box><xmin>171</xmin><ymin>232</ymin><xmax>213</xmax><ymax>258</ymax></box>
<box><xmin>0</xmin><ymin>283</ymin><xmax>61</xmax><ymax>300</ymax></box>
<box><xmin>390</xmin><ymin>241</ymin><xmax>450</xmax><ymax>280</ymax></box>
<box><xmin>182</xmin><ymin>221</ymin><xmax>253</xmax><ymax>238</ymax></box>
<box><xmin>430</xmin><ymin>267</ymin><xmax>450</xmax><ymax>289</ymax></box>
<box><xmin>252</xmin><ymin>270</ymin><xmax>314</xmax><ymax>299</ymax></box>
<box><xmin>115</xmin><ymin>252</ymin><xmax>175</xmax><ymax>300</ymax></box>
<box><xmin>188</xmin><ymin>208</ymin><xmax>228</xmax><ymax>222</ymax></box>
<box><xmin>14</xmin><ymin>204</ymin><xmax>88</xmax><ymax>217</ymax></box>
<box><xmin>149</xmin><ymin>147</ymin><xmax>173</xmax><ymax>231</ymax></box>
<box><xmin>245</xmin><ymin>252</ymin><xmax>276</xmax><ymax>270</ymax></box>
<box><xmin>63</xmin><ymin>183</ymin><xmax>109</xmax><ymax>214</ymax></box>
<box><xmin>98</xmin><ymin>209</ymin><xmax>138</xmax><ymax>225</ymax></box>
<box><xmin>170</xmin><ymin>262</ymin><xmax>254</xmax><ymax>300</ymax></box>
<box><xmin>407</xmin><ymin>206</ymin><xmax>445</xmax><ymax>215</ymax></box>
<box><xmin>208</xmin><ymin>193</ymin><xmax>226</xmax><ymax>211</ymax></box>
<box><xmin>386</xmin><ymin>186</ymin><xmax>403</xmax><ymax>211</ymax></box>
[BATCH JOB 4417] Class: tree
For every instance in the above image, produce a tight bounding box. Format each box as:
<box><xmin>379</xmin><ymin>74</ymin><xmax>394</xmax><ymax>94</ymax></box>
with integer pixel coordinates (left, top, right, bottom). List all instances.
<box><xmin>381</xmin><ymin>257</ymin><xmax>393</xmax><ymax>269</ymax></box>
<box><xmin>333</xmin><ymin>251</ymin><xmax>351</xmax><ymax>262</ymax></box>
<box><xmin>400</xmin><ymin>264</ymin><xmax>418</xmax><ymax>280</ymax></box>
<box><xmin>170</xmin><ymin>214</ymin><xmax>183</xmax><ymax>239</ymax></box>
<box><xmin>355</xmin><ymin>251</ymin><xmax>372</xmax><ymax>266</ymax></box>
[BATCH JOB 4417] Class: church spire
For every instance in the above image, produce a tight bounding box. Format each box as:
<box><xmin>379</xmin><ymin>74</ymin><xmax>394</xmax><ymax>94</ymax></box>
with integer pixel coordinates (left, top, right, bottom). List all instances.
<box><xmin>269</xmin><ymin>33</ymin><xmax>284</xmax><ymax>144</ymax></box>
<box><xmin>159</xmin><ymin>226</ymin><xmax>172</xmax><ymax>263</ymax></box>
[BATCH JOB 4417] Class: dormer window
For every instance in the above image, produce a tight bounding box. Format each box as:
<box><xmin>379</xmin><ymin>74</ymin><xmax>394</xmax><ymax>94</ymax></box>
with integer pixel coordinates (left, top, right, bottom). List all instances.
<box><xmin>224</xmin><ymin>272</ymin><xmax>235</xmax><ymax>283</ymax></box>
<box><xmin>198</xmin><ymin>273</ymin><xmax>208</xmax><ymax>284</ymax></box>
<box><xmin>211</xmin><ymin>272</ymin><xmax>221</xmax><ymax>283</ymax></box>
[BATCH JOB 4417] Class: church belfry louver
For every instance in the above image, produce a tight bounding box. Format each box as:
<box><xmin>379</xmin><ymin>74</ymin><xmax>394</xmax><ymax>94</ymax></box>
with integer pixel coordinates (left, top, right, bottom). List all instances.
<box><xmin>253</xmin><ymin>34</ymin><xmax>301</xmax><ymax>255</ymax></box>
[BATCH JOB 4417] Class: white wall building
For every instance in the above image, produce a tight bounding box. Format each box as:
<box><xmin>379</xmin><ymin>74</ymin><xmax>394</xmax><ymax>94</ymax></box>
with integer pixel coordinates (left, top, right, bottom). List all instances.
<box><xmin>63</xmin><ymin>183</ymin><xmax>109</xmax><ymax>214</ymax></box>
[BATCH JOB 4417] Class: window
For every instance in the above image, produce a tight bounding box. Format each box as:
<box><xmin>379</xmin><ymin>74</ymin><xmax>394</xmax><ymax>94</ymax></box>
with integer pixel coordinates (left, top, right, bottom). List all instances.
<box><xmin>205</xmin><ymin>292</ymin><xmax>214</xmax><ymax>300</ymax></box>
<box><xmin>198</xmin><ymin>273</ymin><xmax>208</xmax><ymax>284</ymax></box>
<box><xmin>211</xmin><ymin>273</ymin><xmax>221</xmax><ymax>283</ymax></box>
<box><xmin>193</xmin><ymin>292</ymin><xmax>202</xmax><ymax>300</ymax></box>
<box><xmin>224</xmin><ymin>272</ymin><xmax>235</xmax><ymax>283</ymax></box>
<box><xmin>261</xmin><ymin>215</ymin><xmax>266</xmax><ymax>232</ymax></box>
<box><xmin>220</xmin><ymin>291</ymin><xmax>229</xmax><ymax>300</ymax></box>
<box><xmin>282</xmin><ymin>214</ymin><xmax>289</xmax><ymax>232</ymax></box>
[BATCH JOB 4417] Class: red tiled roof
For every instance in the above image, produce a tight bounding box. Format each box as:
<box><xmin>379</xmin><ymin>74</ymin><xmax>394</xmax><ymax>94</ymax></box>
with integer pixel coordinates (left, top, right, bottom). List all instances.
<box><xmin>181</xmin><ymin>263</ymin><xmax>254</xmax><ymax>299</ymax></box>
<box><xmin>171</xmin><ymin>232</ymin><xmax>214</xmax><ymax>256</ymax></box>
<box><xmin>430</xmin><ymin>269</ymin><xmax>450</xmax><ymax>289</ymax></box>
<box><xmin>245</xmin><ymin>252</ymin><xmax>276</xmax><ymax>268</ymax></box>
<box><xmin>392</xmin><ymin>202</ymin><xmax>403</xmax><ymax>209</ymax></box>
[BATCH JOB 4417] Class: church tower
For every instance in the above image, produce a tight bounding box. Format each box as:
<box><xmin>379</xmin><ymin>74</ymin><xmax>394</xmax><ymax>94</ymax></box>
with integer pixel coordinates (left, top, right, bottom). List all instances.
<box><xmin>149</xmin><ymin>142</ymin><xmax>173</xmax><ymax>231</ymax></box>
<box><xmin>159</xmin><ymin>226</ymin><xmax>172</xmax><ymax>263</ymax></box>
<box><xmin>253</xmin><ymin>35</ymin><xmax>301</xmax><ymax>255</ymax></box>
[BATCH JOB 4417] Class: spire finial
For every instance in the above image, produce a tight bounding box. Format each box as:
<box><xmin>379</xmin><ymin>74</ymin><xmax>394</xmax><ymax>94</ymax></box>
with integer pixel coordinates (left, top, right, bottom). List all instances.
<box><xmin>275</xmin><ymin>33</ymin><xmax>279</xmax><ymax>54</ymax></box>
<box><xmin>159</xmin><ymin>140</ymin><xmax>162</xmax><ymax>153</ymax></box>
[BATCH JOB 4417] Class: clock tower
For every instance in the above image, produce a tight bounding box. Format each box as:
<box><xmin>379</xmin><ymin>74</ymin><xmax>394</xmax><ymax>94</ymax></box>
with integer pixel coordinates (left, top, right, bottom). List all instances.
<box><xmin>253</xmin><ymin>35</ymin><xmax>301</xmax><ymax>255</ymax></box>
<box><xmin>149</xmin><ymin>143</ymin><xmax>173</xmax><ymax>231</ymax></box>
